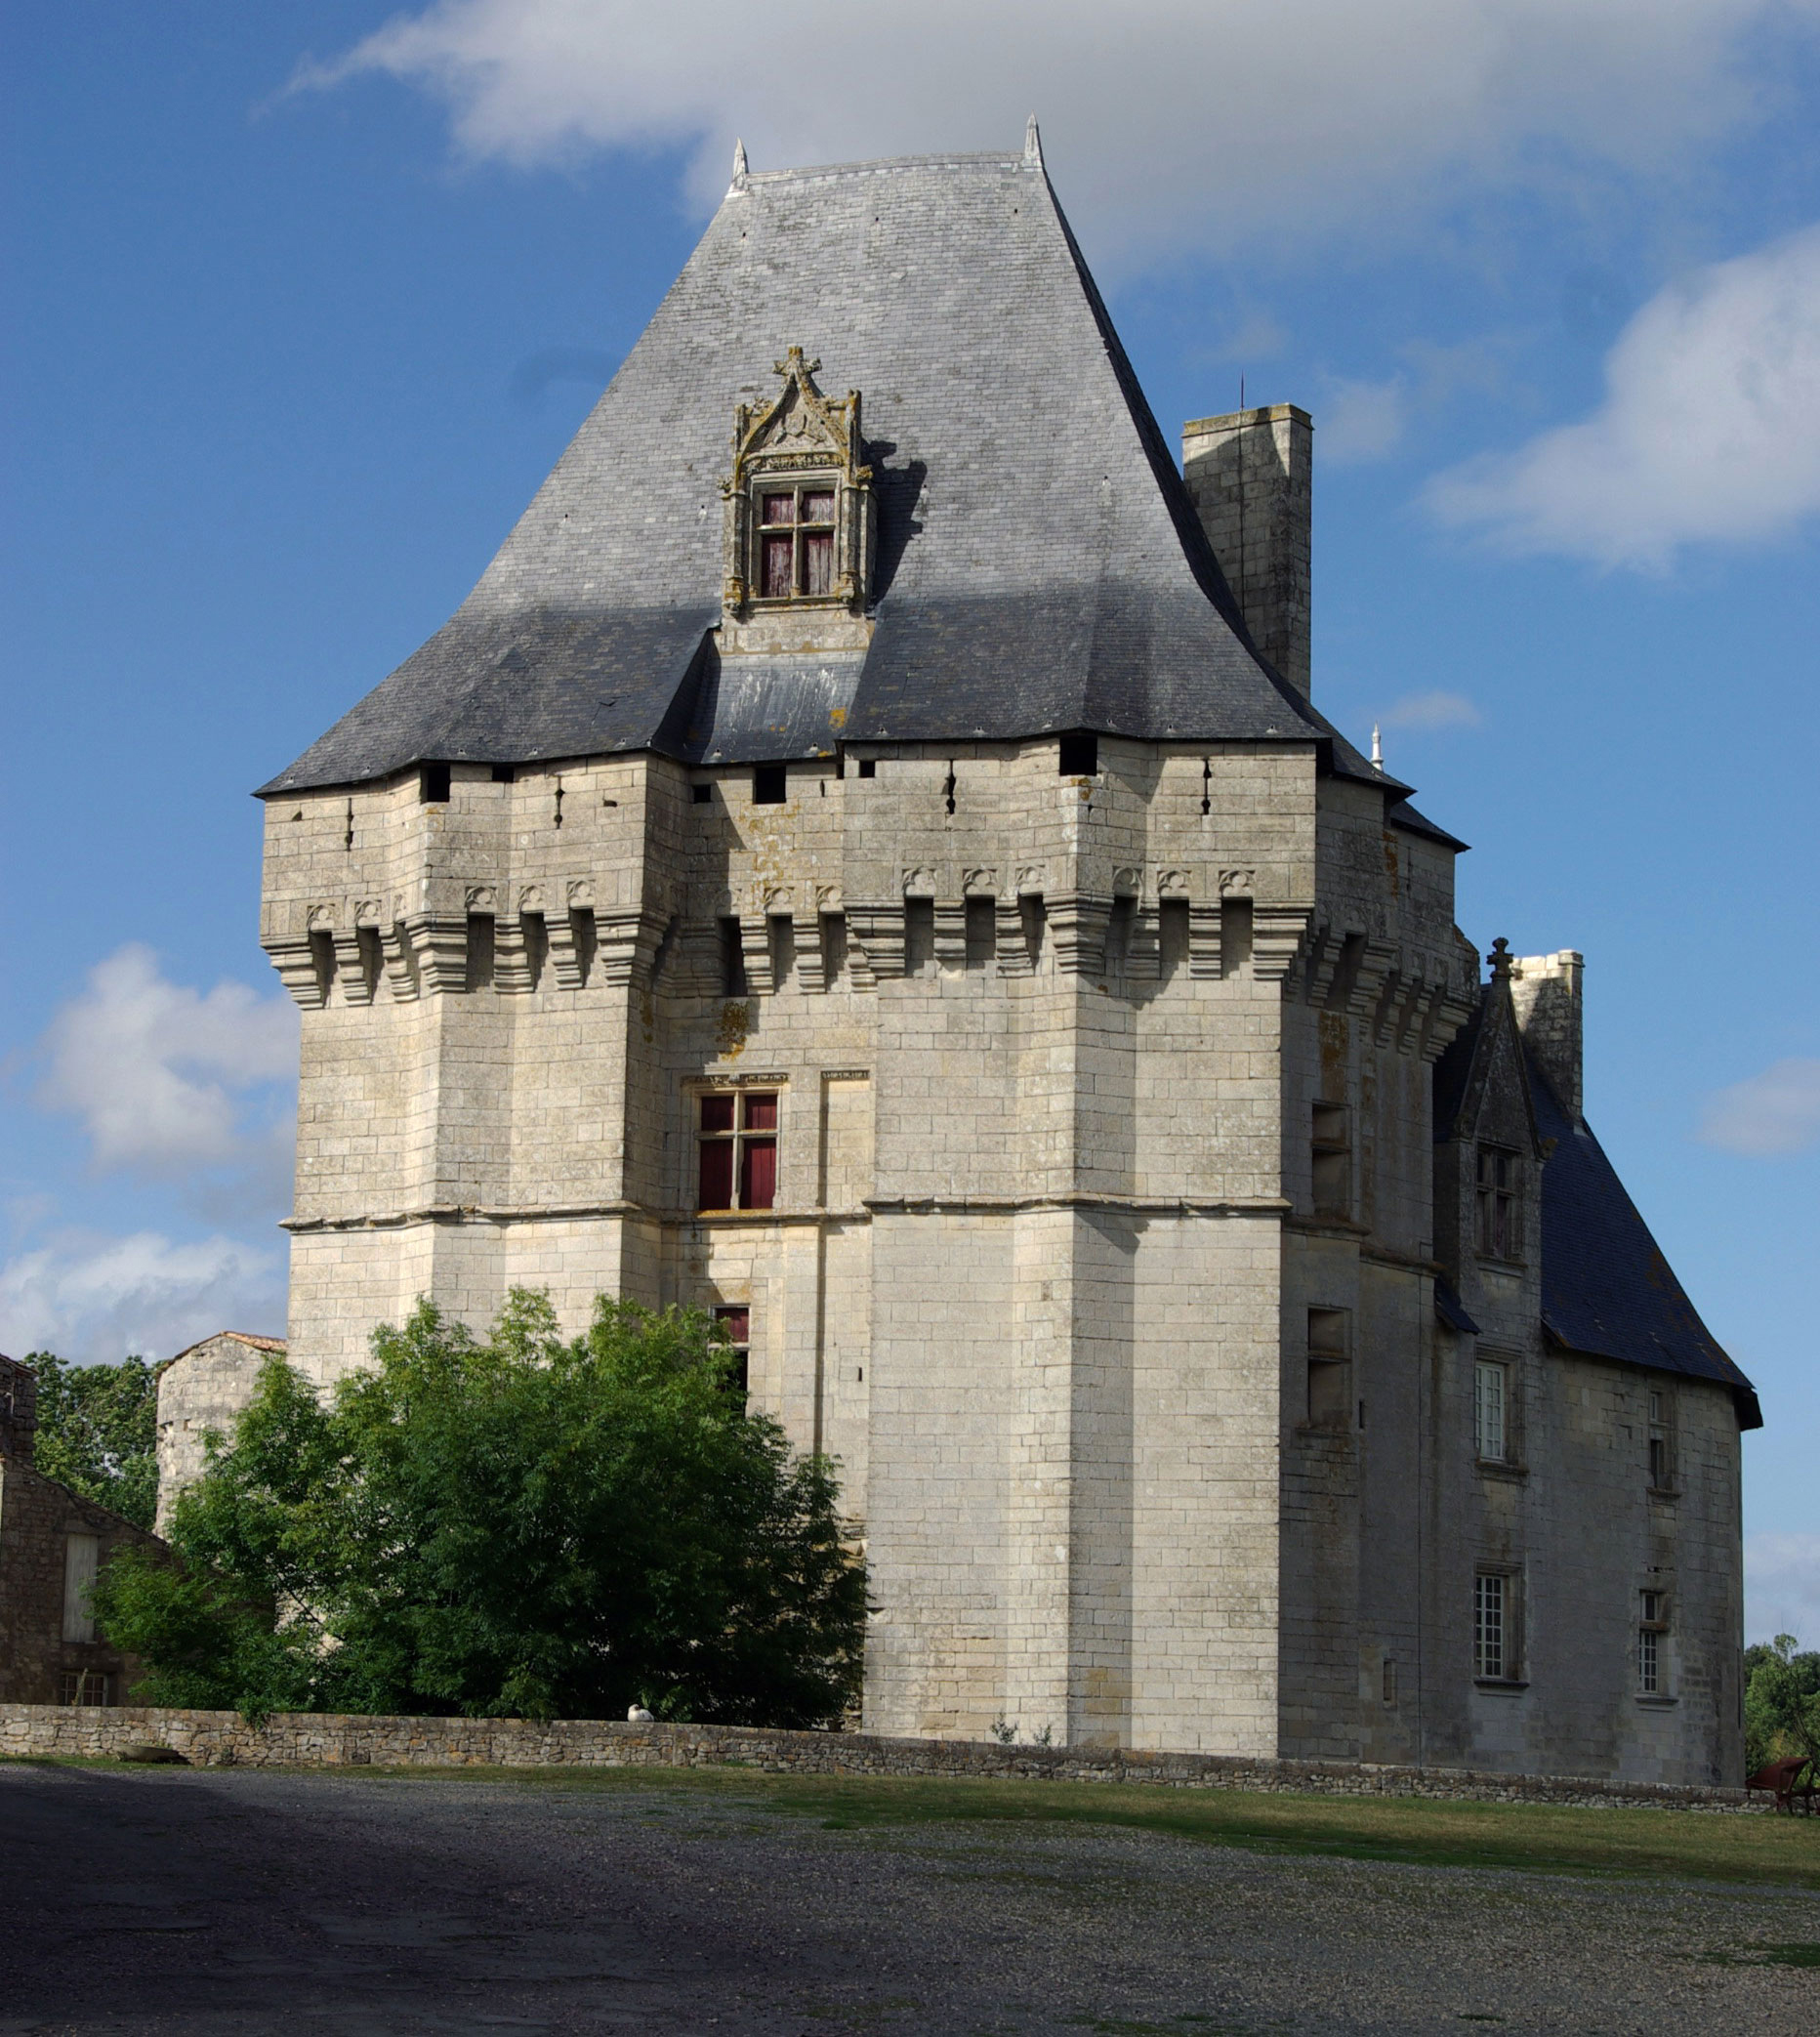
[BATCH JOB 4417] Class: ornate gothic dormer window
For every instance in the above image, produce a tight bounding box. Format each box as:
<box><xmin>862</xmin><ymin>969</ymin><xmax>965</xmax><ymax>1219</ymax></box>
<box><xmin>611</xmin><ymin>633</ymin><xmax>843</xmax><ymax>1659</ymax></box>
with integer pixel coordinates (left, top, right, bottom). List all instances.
<box><xmin>723</xmin><ymin>348</ymin><xmax>873</xmax><ymax>641</ymax></box>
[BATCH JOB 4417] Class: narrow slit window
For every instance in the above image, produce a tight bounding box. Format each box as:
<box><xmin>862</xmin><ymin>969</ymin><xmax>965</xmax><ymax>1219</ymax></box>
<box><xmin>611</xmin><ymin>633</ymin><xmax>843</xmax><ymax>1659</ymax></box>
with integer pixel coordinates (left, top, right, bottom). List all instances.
<box><xmin>1647</xmin><ymin>1389</ymin><xmax>1675</xmax><ymax>1490</ymax></box>
<box><xmin>1474</xmin><ymin>1358</ymin><xmax>1509</xmax><ymax>1463</ymax></box>
<box><xmin>1637</xmin><ymin>1590</ymin><xmax>1668</xmax><ymax>1694</ymax></box>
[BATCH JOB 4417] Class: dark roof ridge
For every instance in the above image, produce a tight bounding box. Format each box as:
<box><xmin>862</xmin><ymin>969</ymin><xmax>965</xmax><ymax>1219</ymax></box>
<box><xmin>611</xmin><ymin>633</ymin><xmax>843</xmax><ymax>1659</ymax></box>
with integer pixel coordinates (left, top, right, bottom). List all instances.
<box><xmin>739</xmin><ymin>149</ymin><xmax>1033</xmax><ymax>183</ymax></box>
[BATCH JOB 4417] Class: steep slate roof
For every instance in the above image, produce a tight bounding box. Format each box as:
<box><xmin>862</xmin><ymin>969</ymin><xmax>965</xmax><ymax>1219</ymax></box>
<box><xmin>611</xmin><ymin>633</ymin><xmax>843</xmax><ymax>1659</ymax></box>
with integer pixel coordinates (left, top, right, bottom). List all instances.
<box><xmin>260</xmin><ymin>144</ymin><xmax>1414</xmax><ymax>798</ymax></box>
<box><xmin>1434</xmin><ymin>984</ymin><xmax>1758</xmax><ymax>1426</ymax></box>
<box><xmin>1528</xmin><ymin>1057</ymin><xmax>1760</xmax><ymax>1428</ymax></box>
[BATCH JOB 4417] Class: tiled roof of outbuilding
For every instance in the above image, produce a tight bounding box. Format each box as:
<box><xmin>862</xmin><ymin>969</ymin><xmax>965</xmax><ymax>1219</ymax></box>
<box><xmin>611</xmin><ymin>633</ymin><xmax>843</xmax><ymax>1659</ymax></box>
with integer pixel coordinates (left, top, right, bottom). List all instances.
<box><xmin>259</xmin><ymin>146</ymin><xmax>1408</xmax><ymax>797</ymax></box>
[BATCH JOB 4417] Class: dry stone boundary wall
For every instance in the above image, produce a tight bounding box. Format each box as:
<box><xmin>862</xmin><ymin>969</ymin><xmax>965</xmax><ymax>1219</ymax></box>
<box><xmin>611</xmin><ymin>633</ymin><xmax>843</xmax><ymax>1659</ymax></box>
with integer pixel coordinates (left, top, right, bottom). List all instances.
<box><xmin>1</xmin><ymin>1705</ymin><xmax>1764</xmax><ymax>1812</ymax></box>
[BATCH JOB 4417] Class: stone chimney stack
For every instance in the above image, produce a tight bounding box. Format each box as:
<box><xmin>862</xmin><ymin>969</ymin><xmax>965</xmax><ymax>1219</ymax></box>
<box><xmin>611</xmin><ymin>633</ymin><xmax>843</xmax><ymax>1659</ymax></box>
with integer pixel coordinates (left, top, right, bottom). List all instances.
<box><xmin>1181</xmin><ymin>403</ymin><xmax>1312</xmax><ymax>697</ymax></box>
<box><xmin>0</xmin><ymin>1352</ymin><xmax>38</xmax><ymax>1464</ymax></box>
<box><xmin>1509</xmin><ymin>950</ymin><xmax>1586</xmax><ymax>1122</ymax></box>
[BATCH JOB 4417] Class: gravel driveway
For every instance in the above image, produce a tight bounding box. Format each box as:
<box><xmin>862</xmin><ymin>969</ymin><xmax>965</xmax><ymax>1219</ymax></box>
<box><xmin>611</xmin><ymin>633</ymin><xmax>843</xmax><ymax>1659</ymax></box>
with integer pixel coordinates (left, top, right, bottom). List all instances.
<box><xmin>1</xmin><ymin>1763</ymin><xmax>1813</xmax><ymax>2035</ymax></box>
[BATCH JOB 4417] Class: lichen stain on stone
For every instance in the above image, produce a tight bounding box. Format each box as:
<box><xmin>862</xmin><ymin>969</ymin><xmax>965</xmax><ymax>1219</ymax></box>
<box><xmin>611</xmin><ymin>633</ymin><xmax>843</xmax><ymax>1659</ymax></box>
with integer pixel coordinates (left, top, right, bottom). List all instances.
<box><xmin>717</xmin><ymin>1001</ymin><xmax>752</xmax><ymax>1059</ymax></box>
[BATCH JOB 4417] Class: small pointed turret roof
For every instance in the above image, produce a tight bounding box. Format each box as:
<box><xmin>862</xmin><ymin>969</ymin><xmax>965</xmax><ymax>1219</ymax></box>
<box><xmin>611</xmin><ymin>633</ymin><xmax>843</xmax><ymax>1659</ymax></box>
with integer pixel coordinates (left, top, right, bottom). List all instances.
<box><xmin>261</xmin><ymin>145</ymin><xmax>1361</xmax><ymax>796</ymax></box>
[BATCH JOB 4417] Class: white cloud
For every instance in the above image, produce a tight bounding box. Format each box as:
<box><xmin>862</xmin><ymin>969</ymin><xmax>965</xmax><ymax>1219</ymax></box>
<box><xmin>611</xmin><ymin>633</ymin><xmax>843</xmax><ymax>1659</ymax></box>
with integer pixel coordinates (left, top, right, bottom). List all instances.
<box><xmin>1427</xmin><ymin>224</ymin><xmax>1820</xmax><ymax>566</ymax></box>
<box><xmin>292</xmin><ymin>1</ymin><xmax>1820</xmax><ymax>265</ymax></box>
<box><xmin>1747</xmin><ymin>1533</ymin><xmax>1820</xmax><ymax>1646</ymax></box>
<box><xmin>38</xmin><ymin>944</ymin><xmax>298</xmax><ymax>1183</ymax></box>
<box><xmin>1699</xmin><ymin>1056</ymin><xmax>1820</xmax><ymax>1156</ymax></box>
<box><xmin>1321</xmin><ymin>377</ymin><xmax>1410</xmax><ymax>464</ymax></box>
<box><xmin>0</xmin><ymin>1230</ymin><xmax>285</xmax><ymax>1365</ymax></box>
<box><xmin>1381</xmin><ymin>689</ymin><xmax>1484</xmax><ymax>731</ymax></box>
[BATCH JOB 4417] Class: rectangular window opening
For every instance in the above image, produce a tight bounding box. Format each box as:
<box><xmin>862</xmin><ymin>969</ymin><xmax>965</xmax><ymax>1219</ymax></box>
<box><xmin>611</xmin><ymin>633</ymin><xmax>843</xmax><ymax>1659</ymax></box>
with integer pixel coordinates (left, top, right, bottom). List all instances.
<box><xmin>1647</xmin><ymin>1389</ymin><xmax>1675</xmax><ymax>1491</ymax></box>
<box><xmin>691</xmin><ymin>781</ymin><xmax>713</xmax><ymax>806</ymax></box>
<box><xmin>1637</xmin><ymin>1590</ymin><xmax>1668</xmax><ymax>1694</ymax></box>
<box><xmin>964</xmin><ymin>896</ymin><xmax>998</xmax><ymax>969</ymax></box>
<box><xmin>465</xmin><ymin>913</ymin><xmax>495</xmax><ymax>994</ymax></box>
<box><xmin>521</xmin><ymin>912</ymin><xmax>548</xmax><ymax>993</ymax></box>
<box><xmin>1475</xmin><ymin>1145</ymin><xmax>1520</xmax><ymax>1260</ymax></box>
<box><xmin>1305</xmin><ymin>1309</ymin><xmax>1350</xmax><ymax>1428</ymax></box>
<box><xmin>712</xmin><ymin>1305</ymin><xmax>751</xmax><ymax>1400</ymax></box>
<box><xmin>59</xmin><ymin>1670</ymin><xmax>113</xmax><ymax>1707</ymax></box>
<box><xmin>696</xmin><ymin>1090</ymin><xmax>779</xmax><ymax>1211</ymax></box>
<box><xmin>1312</xmin><ymin>1102</ymin><xmax>1350</xmax><ymax>1218</ymax></box>
<box><xmin>1220</xmin><ymin>896</ymin><xmax>1254</xmax><ymax>977</ymax></box>
<box><xmin>1159</xmin><ymin>897</ymin><xmax>1190</xmax><ymax>979</ymax></box>
<box><xmin>1474</xmin><ymin>1358</ymin><xmax>1510</xmax><ymax>1464</ymax></box>
<box><xmin>720</xmin><ymin>917</ymin><xmax>749</xmax><ymax>998</ymax></box>
<box><xmin>856</xmin><ymin>757</ymin><xmax>877</xmax><ymax>779</ymax></box>
<box><xmin>420</xmin><ymin>763</ymin><xmax>451</xmax><ymax>804</ymax></box>
<box><xmin>903</xmin><ymin>897</ymin><xmax>936</xmax><ymax>977</ymax></box>
<box><xmin>767</xmin><ymin>915</ymin><xmax>795</xmax><ymax>993</ymax></box>
<box><xmin>753</xmin><ymin>764</ymin><xmax>788</xmax><ymax>805</ymax></box>
<box><xmin>1474</xmin><ymin>1570</ymin><xmax>1510</xmax><ymax>1681</ymax></box>
<box><xmin>1057</xmin><ymin>730</ymin><xmax>1098</xmax><ymax>776</ymax></box>
<box><xmin>755</xmin><ymin>478</ymin><xmax>839</xmax><ymax>600</ymax></box>
<box><xmin>1020</xmin><ymin>894</ymin><xmax>1048</xmax><ymax>971</ymax></box>
<box><xmin>821</xmin><ymin>912</ymin><xmax>848</xmax><ymax>990</ymax></box>
<box><xmin>489</xmin><ymin>765</ymin><xmax>517</xmax><ymax>784</ymax></box>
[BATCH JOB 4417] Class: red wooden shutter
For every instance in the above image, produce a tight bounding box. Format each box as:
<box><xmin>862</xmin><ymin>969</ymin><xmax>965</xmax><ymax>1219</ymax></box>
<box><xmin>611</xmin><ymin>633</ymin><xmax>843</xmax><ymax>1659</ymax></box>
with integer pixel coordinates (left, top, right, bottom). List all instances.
<box><xmin>698</xmin><ymin>1140</ymin><xmax>734</xmax><ymax>1210</ymax></box>
<box><xmin>740</xmin><ymin>1139</ymin><xmax>776</xmax><ymax>1210</ymax></box>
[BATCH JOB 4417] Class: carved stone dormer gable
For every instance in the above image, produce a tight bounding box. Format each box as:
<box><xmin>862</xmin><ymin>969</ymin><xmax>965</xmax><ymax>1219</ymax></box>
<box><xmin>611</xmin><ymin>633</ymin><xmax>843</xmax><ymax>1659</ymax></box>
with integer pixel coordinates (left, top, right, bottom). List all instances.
<box><xmin>722</xmin><ymin>347</ymin><xmax>874</xmax><ymax>652</ymax></box>
<box><xmin>1434</xmin><ymin>939</ymin><xmax>1546</xmax><ymax>1163</ymax></box>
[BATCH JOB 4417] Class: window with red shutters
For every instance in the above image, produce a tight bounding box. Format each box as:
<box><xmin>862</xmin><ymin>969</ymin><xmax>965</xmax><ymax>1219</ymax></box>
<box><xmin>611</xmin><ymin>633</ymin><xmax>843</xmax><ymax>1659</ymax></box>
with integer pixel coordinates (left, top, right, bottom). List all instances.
<box><xmin>695</xmin><ymin>1091</ymin><xmax>780</xmax><ymax>1210</ymax></box>
<box><xmin>752</xmin><ymin>480</ymin><xmax>838</xmax><ymax>601</ymax></box>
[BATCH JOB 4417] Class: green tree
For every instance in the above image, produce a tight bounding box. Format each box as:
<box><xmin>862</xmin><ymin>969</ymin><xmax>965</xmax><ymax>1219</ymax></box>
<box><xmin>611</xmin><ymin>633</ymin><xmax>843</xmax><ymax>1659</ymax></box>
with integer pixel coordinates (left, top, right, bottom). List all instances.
<box><xmin>93</xmin><ymin>1292</ymin><xmax>868</xmax><ymax>1726</ymax></box>
<box><xmin>1744</xmin><ymin>1634</ymin><xmax>1820</xmax><ymax>1775</ymax></box>
<box><xmin>24</xmin><ymin>1352</ymin><xmax>159</xmax><ymax>1530</ymax></box>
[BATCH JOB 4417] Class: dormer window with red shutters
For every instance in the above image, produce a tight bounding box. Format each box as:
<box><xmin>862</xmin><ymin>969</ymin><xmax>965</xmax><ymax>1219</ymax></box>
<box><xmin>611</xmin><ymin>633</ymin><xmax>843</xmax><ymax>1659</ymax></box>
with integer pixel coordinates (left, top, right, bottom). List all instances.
<box><xmin>758</xmin><ymin>485</ymin><xmax>838</xmax><ymax>600</ymax></box>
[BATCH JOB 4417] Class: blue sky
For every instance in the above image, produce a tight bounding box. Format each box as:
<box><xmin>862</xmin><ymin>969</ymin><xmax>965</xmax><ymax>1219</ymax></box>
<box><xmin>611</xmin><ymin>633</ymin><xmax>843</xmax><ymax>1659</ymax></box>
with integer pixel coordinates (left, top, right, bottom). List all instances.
<box><xmin>3</xmin><ymin>3</ymin><xmax>1816</xmax><ymax>1639</ymax></box>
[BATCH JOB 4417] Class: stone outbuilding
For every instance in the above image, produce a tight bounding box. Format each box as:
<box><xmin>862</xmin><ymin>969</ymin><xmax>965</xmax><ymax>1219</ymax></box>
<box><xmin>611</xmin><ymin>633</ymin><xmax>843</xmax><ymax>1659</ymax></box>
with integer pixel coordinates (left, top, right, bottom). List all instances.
<box><xmin>153</xmin><ymin>1331</ymin><xmax>287</xmax><ymax>1533</ymax></box>
<box><xmin>163</xmin><ymin>130</ymin><xmax>1758</xmax><ymax>1783</ymax></box>
<box><xmin>0</xmin><ymin>1353</ymin><xmax>163</xmax><ymax>1707</ymax></box>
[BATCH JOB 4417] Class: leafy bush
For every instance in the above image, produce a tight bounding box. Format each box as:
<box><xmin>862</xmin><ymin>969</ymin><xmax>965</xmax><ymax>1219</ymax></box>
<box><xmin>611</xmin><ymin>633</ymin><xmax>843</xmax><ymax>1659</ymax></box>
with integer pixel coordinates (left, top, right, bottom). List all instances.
<box><xmin>23</xmin><ymin>1351</ymin><xmax>159</xmax><ymax>1529</ymax></box>
<box><xmin>94</xmin><ymin>1292</ymin><xmax>868</xmax><ymax>1726</ymax></box>
<box><xmin>1744</xmin><ymin>1635</ymin><xmax>1820</xmax><ymax>1775</ymax></box>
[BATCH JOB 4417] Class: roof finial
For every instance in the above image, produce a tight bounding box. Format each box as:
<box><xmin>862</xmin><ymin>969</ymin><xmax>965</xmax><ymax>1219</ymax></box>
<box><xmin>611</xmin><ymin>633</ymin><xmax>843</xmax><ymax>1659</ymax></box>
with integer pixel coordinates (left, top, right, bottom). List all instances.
<box><xmin>1023</xmin><ymin>114</ymin><xmax>1043</xmax><ymax>169</ymax></box>
<box><xmin>731</xmin><ymin>137</ymin><xmax>748</xmax><ymax>182</ymax></box>
<box><xmin>1370</xmin><ymin>722</ymin><xmax>1384</xmax><ymax>769</ymax></box>
<box><xmin>1488</xmin><ymin>936</ymin><xmax>1513</xmax><ymax>980</ymax></box>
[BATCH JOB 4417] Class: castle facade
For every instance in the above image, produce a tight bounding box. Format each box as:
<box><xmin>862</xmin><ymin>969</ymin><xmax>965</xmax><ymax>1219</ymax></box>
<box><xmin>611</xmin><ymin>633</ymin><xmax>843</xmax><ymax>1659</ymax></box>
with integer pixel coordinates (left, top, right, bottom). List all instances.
<box><xmin>171</xmin><ymin>133</ymin><xmax>1758</xmax><ymax>1782</ymax></box>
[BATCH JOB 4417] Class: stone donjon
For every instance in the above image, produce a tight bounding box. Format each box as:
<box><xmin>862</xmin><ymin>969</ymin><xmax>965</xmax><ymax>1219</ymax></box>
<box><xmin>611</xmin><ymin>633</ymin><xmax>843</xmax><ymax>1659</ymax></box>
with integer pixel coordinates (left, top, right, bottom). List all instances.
<box><xmin>223</xmin><ymin>132</ymin><xmax>1758</xmax><ymax>1781</ymax></box>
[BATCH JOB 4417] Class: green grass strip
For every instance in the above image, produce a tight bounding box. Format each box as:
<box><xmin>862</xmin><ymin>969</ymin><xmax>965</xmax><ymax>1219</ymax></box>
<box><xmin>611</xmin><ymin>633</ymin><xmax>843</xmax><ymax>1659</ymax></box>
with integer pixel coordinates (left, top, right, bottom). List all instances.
<box><xmin>382</xmin><ymin>1761</ymin><xmax>1820</xmax><ymax>1890</ymax></box>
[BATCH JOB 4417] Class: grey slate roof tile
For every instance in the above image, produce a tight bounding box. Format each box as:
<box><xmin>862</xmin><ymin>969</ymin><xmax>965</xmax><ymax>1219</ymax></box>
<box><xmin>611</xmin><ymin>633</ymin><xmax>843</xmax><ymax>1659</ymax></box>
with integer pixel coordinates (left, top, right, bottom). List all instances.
<box><xmin>258</xmin><ymin>148</ymin><xmax>1405</xmax><ymax>797</ymax></box>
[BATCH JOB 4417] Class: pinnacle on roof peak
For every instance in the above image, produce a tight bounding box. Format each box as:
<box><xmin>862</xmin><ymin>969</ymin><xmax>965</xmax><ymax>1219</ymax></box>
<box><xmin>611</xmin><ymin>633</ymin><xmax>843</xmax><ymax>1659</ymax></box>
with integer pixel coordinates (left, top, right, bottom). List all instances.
<box><xmin>1023</xmin><ymin>115</ymin><xmax>1043</xmax><ymax>169</ymax></box>
<box><xmin>731</xmin><ymin>137</ymin><xmax>749</xmax><ymax>182</ymax></box>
